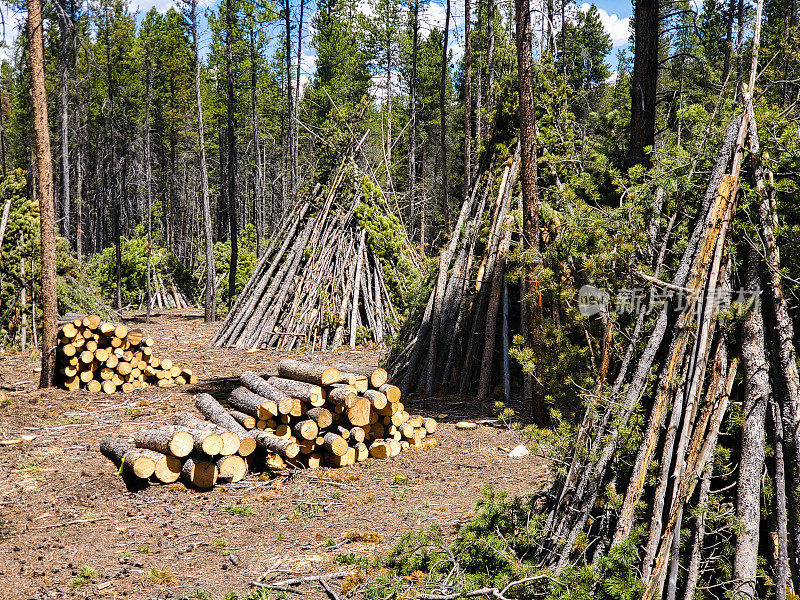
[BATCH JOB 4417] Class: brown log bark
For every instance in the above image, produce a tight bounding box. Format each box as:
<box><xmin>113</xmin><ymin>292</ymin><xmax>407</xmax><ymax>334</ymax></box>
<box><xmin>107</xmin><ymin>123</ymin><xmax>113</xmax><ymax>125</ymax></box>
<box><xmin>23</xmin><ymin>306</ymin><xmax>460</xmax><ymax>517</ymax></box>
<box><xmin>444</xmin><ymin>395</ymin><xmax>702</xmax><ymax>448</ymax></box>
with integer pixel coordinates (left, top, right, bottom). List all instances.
<box><xmin>321</xmin><ymin>432</ymin><xmax>348</xmax><ymax>456</ymax></box>
<box><xmin>134</xmin><ymin>427</ymin><xmax>194</xmax><ymax>458</ymax></box>
<box><xmin>195</xmin><ymin>393</ymin><xmax>257</xmax><ymax>456</ymax></box>
<box><xmin>278</xmin><ymin>359</ymin><xmax>340</xmax><ymax>385</ymax></box>
<box><xmin>253</xmin><ymin>431</ymin><xmax>299</xmax><ymax>458</ymax></box>
<box><xmin>266</xmin><ymin>377</ymin><xmax>324</xmax><ymax>406</ymax></box>
<box><xmin>306</xmin><ymin>407</ymin><xmax>333</xmax><ymax>429</ymax></box>
<box><xmin>29</xmin><ymin>0</ymin><xmax>58</xmax><ymax>388</ymax></box>
<box><xmin>175</xmin><ymin>414</ymin><xmax>241</xmax><ymax>457</ymax></box>
<box><xmin>229</xmin><ymin>386</ymin><xmax>278</xmax><ymax>420</ymax></box>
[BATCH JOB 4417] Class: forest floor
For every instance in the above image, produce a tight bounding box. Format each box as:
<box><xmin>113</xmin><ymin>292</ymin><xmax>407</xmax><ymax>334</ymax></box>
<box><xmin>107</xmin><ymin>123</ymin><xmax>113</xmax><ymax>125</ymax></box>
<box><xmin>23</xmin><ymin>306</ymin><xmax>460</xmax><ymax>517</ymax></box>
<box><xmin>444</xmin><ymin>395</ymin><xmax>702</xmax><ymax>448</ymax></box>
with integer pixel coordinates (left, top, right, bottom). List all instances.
<box><xmin>0</xmin><ymin>309</ymin><xmax>548</xmax><ymax>600</ymax></box>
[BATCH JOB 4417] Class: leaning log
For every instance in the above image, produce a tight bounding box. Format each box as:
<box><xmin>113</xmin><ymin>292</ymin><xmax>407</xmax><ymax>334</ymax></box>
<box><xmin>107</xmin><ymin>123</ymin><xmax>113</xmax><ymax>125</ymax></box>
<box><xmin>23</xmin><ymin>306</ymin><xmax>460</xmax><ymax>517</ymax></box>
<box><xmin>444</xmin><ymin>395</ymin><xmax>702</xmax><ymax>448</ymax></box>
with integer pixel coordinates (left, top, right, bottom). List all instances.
<box><xmin>195</xmin><ymin>393</ymin><xmax>257</xmax><ymax>456</ymax></box>
<box><xmin>333</xmin><ymin>363</ymin><xmax>388</xmax><ymax>388</ymax></box>
<box><xmin>240</xmin><ymin>372</ymin><xmax>294</xmax><ymax>414</ymax></box>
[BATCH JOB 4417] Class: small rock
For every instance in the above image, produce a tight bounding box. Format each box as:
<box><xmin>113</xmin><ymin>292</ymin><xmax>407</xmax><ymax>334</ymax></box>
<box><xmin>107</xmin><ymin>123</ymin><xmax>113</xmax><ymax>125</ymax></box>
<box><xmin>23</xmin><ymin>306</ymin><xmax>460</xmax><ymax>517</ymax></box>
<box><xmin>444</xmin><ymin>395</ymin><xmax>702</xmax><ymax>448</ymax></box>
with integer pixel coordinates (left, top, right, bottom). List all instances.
<box><xmin>508</xmin><ymin>445</ymin><xmax>531</xmax><ymax>458</ymax></box>
<box><xmin>455</xmin><ymin>421</ymin><xmax>477</xmax><ymax>430</ymax></box>
<box><xmin>228</xmin><ymin>554</ymin><xmax>238</xmax><ymax>566</ymax></box>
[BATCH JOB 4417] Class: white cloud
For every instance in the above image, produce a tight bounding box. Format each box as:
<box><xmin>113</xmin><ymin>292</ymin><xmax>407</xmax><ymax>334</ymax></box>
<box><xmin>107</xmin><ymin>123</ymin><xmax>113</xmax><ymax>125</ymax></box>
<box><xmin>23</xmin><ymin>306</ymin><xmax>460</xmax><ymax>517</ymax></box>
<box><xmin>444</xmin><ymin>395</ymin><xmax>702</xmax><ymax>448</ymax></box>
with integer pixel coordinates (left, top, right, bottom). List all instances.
<box><xmin>580</xmin><ymin>3</ymin><xmax>630</xmax><ymax>47</ymax></box>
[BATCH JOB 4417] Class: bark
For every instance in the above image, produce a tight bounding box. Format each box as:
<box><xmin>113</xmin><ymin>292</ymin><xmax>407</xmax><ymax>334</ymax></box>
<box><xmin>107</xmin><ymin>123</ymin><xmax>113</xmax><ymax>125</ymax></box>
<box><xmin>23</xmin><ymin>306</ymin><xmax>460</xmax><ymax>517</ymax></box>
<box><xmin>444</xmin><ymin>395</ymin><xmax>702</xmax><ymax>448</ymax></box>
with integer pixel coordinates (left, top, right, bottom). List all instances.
<box><xmin>515</xmin><ymin>0</ymin><xmax>544</xmax><ymax>421</ymax></box>
<box><xmin>439</xmin><ymin>0</ymin><xmax>451</xmax><ymax>227</ymax></box>
<box><xmin>463</xmin><ymin>0</ymin><xmax>472</xmax><ymax>196</ymax></box>
<box><xmin>253</xmin><ymin>431</ymin><xmax>300</xmax><ymax>458</ymax></box>
<box><xmin>266</xmin><ymin>377</ymin><xmax>324</xmax><ymax>406</ymax></box>
<box><xmin>732</xmin><ymin>252</ymin><xmax>769</xmax><ymax>599</ymax></box>
<box><xmin>408</xmin><ymin>0</ymin><xmax>419</xmax><ymax>239</ymax></box>
<box><xmin>192</xmin><ymin>0</ymin><xmax>216</xmax><ymax>323</ymax></box>
<box><xmin>216</xmin><ymin>454</ymin><xmax>247</xmax><ymax>483</ymax></box>
<box><xmin>29</xmin><ymin>0</ymin><xmax>58</xmax><ymax>388</ymax></box>
<box><xmin>134</xmin><ymin>427</ymin><xmax>194</xmax><ymax>458</ymax></box>
<box><xmin>284</xmin><ymin>0</ymin><xmax>297</xmax><ymax>198</ymax></box>
<box><xmin>277</xmin><ymin>360</ymin><xmax>341</xmax><ymax>386</ymax></box>
<box><xmin>225</xmin><ymin>0</ymin><xmax>239</xmax><ymax>306</ymax></box>
<box><xmin>628</xmin><ymin>0</ymin><xmax>659</xmax><ymax>167</ymax></box>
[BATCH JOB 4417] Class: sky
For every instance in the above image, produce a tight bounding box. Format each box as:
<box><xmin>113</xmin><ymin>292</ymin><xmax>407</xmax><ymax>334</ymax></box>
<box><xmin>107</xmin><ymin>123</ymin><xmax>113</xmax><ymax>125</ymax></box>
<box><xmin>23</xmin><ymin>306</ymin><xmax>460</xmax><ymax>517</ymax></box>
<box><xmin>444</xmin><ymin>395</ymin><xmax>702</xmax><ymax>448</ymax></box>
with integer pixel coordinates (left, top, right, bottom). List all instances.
<box><xmin>0</xmin><ymin>0</ymin><xmax>633</xmax><ymax>82</ymax></box>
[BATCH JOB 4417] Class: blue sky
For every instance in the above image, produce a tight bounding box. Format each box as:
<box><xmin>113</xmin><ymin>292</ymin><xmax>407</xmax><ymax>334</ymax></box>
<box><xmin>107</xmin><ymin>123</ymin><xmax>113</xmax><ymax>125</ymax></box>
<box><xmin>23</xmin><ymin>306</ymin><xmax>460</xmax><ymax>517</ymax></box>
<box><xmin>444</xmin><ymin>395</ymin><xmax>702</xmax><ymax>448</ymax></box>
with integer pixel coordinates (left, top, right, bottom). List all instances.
<box><xmin>0</xmin><ymin>0</ymin><xmax>633</xmax><ymax>78</ymax></box>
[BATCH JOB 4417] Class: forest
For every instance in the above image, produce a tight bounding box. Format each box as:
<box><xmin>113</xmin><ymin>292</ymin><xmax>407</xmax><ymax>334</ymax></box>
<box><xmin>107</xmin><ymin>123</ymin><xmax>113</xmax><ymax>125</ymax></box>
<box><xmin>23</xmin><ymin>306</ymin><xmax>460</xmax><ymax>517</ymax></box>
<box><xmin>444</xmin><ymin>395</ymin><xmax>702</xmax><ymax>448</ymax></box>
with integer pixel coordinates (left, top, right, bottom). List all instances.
<box><xmin>1</xmin><ymin>0</ymin><xmax>800</xmax><ymax>596</ymax></box>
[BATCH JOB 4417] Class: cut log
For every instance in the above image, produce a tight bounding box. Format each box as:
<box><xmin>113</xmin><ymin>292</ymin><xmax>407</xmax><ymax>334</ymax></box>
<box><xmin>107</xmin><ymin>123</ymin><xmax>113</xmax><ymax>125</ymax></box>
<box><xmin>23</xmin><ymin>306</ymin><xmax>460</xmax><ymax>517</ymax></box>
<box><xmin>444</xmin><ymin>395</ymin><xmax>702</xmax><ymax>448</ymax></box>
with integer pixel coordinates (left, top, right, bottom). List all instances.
<box><xmin>100</xmin><ymin>438</ymin><xmax>156</xmax><ymax>479</ymax></box>
<box><xmin>369</xmin><ymin>440</ymin><xmax>390</xmax><ymax>459</ymax></box>
<box><xmin>229</xmin><ymin>386</ymin><xmax>278</xmax><ymax>420</ymax></box>
<box><xmin>134</xmin><ymin>427</ymin><xmax>194</xmax><ymax>458</ymax></box>
<box><xmin>240</xmin><ymin>372</ymin><xmax>294</xmax><ymax>414</ymax></box>
<box><xmin>293</xmin><ymin>419</ymin><xmax>319</xmax><ymax>440</ymax></box>
<box><xmin>354</xmin><ymin>442</ymin><xmax>368</xmax><ymax>461</ymax></box>
<box><xmin>134</xmin><ymin>448</ymin><xmax>182</xmax><ymax>483</ymax></box>
<box><xmin>307</xmin><ymin>453</ymin><xmax>322</xmax><ymax>469</ymax></box>
<box><xmin>253</xmin><ymin>431</ymin><xmax>300</xmax><ymax>458</ymax></box>
<box><xmin>378</xmin><ymin>383</ymin><xmax>401</xmax><ymax>403</ymax></box>
<box><xmin>174</xmin><ymin>414</ymin><xmax>241</xmax><ymax>456</ymax></box>
<box><xmin>333</xmin><ymin>363</ymin><xmax>388</xmax><ymax>388</ymax></box>
<box><xmin>363</xmin><ymin>390</ymin><xmax>388</xmax><ymax>410</ymax></box>
<box><xmin>182</xmin><ymin>457</ymin><xmax>218</xmax><ymax>489</ymax></box>
<box><xmin>266</xmin><ymin>376</ymin><xmax>324</xmax><ymax>406</ymax></box>
<box><xmin>278</xmin><ymin>359</ymin><xmax>340</xmax><ymax>385</ymax></box>
<box><xmin>321</xmin><ymin>432</ymin><xmax>348</xmax><ymax>456</ymax></box>
<box><xmin>184</xmin><ymin>427</ymin><xmax>224</xmax><ymax>457</ymax></box>
<box><xmin>216</xmin><ymin>455</ymin><xmax>247</xmax><ymax>483</ymax></box>
<box><xmin>349</xmin><ymin>426</ymin><xmax>366</xmax><ymax>443</ymax></box>
<box><xmin>326</xmin><ymin>384</ymin><xmax>357</xmax><ymax>407</ymax></box>
<box><xmin>346</xmin><ymin>396</ymin><xmax>371</xmax><ymax>427</ymax></box>
<box><xmin>194</xmin><ymin>393</ymin><xmax>257</xmax><ymax>456</ymax></box>
<box><xmin>423</xmin><ymin>418</ymin><xmax>438</xmax><ymax>434</ymax></box>
<box><xmin>306</xmin><ymin>407</ymin><xmax>334</xmax><ymax>429</ymax></box>
<box><xmin>340</xmin><ymin>373</ymin><xmax>369</xmax><ymax>393</ymax></box>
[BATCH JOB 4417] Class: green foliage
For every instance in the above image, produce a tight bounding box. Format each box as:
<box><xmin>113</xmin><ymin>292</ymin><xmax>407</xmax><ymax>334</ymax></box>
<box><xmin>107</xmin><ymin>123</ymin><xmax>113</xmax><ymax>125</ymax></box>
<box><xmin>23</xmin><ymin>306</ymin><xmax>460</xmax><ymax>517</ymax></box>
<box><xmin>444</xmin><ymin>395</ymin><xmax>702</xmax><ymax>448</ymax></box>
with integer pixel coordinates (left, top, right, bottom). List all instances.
<box><xmin>222</xmin><ymin>502</ymin><xmax>254</xmax><ymax>515</ymax></box>
<box><xmin>89</xmin><ymin>226</ymin><xmax>196</xmax><ymax>307</ymax></box>
<box><xmin>214</xmin><ymin>223</ymin><xmax>259</xmax><ymax>310</ymax></box>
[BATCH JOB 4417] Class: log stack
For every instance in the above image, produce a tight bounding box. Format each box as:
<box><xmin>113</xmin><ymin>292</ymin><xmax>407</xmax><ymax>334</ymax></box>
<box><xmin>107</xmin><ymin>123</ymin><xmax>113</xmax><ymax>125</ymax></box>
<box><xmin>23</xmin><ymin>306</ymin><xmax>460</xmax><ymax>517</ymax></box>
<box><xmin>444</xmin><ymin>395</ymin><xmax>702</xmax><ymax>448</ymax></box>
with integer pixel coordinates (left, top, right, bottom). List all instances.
<box><xmin>55</xmin><ymin>315</ymin><xmax>197</xmax><ymax>393</ymax></box>
<box><xmin>99</xmin><ymin>359</ymin><xmax>437</xmax><ymax>490</ymax></box>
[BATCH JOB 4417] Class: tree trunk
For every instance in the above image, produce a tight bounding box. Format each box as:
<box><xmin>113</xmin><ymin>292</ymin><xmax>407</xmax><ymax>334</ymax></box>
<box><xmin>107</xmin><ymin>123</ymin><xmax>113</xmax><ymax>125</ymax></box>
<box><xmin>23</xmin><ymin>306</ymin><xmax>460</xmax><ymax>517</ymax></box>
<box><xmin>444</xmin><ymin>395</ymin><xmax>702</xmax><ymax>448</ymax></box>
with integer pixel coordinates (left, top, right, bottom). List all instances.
<box><xmin>628</xmin><ymin>0</ymin><xmax>659</xmax><ymax>167</ymax></box>
<box><xmin>284</xmin><ymin>0</ymin><xmax>297</xmax><ymax>199</ymax></box>
<box><xmin>225</xmin><ymin>0</ymin><xmax>238</xmax><ymax>306</ymax></box>
<box><xmin>463</xmin><ymin>0</ymin><xmax>472</xmax><ymax>197</ymax></box>
<box><xmin>732</xmin><ymin>250</ymin><xmax>769</xmax><ymax>599</ymax></box>
<box><xmin>56</xmin><ymin>0</ymin><xmax>71</xmax><ymax>247</ymax></box>
<box><xmin>439</xmin><ymin>0</ymin><xmax>451</xmax><ymax>228</ymax></box>
<box><xmin>408</xmin><ymin>0</ymin><xmax>419</xmax><ymax>241</ymax></box>
<box><xmin>29</xmin><ymin>0</ymin><xmax>58</xmax><ymax>388</ymax></box>
<box><xmin>192</xmin><ymin>0</ymin><xmax>216</xmax><ymax>323</ymax></box>
<box><xmin>515</xmin><ymin>0</ymin><xmax>544</xmax><ymax>422</ymax></box>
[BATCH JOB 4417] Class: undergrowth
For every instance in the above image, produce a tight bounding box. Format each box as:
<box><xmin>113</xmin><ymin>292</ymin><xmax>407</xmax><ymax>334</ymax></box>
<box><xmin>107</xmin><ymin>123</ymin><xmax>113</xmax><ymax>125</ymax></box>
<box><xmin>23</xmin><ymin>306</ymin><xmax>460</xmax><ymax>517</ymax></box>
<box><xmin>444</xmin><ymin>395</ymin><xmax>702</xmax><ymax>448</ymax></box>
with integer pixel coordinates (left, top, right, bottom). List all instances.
<box><xmin>358</xmin><ymin>488</ymin><xmax>644</xmax><ymax>599</ymax></box>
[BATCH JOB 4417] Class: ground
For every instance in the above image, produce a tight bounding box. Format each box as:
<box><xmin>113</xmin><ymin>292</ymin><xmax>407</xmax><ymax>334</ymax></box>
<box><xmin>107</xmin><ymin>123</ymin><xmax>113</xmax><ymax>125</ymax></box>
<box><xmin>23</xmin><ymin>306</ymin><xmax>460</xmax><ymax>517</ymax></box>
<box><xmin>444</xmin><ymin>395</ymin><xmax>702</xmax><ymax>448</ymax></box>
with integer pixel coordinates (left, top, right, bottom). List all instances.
<box><xmin>0</xmin><ymin>310</ymin><xmax>548</xmax><ymax>600</ymax></box>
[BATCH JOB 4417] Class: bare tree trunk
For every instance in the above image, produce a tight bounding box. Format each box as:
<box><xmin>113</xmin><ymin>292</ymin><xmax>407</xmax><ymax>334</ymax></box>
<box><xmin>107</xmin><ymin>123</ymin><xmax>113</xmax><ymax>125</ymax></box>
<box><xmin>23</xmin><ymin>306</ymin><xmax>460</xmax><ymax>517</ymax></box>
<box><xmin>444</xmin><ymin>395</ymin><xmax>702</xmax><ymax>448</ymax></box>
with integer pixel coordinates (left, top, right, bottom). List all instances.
<box><xmin>628</xmin><ymin>0</ymin><xmax>659</xmax><ymax>166</ymax></box>
<box><xmin>145</xmin><ymin>51</ymin><xmax>153</xmax><ymax>323</ymax></box>
<box><xmin>225</xmin><ymin>0</ymin><xmax>239</xmax><ymax>305</ymax></box>
<box><xmin>408</xmin><ymin>0</ymin><xmax>419</xmax><ymax>242</ymax></box>
<box><xmin>28</xmin><ymin>0</ymin><xmax>58</xmax><ymax>388</ymax></box>
<box><xmin>56</xmin><ymin>0</ymin><xmax>71</xmax><ymax>247</ymax></box>
<box><xmin>191</xmin><ymin>0</ymin><xmax>216</xmax><ymax>322</ymax></box>
<box><xmin>732</xmin><ymin>250</ymin><xmax>769</xmax><ymax>599</ymax></box>
<box><xmin>515</xmin><ymin>0</ymin><xmax>544</xmax><ymax>422</ymax></box>
<box><xmin>284</xmin><ymin>0</ymin><xmax>297</xmax><ymax>199</ymax></box>
<box><xmin>439</xmin><ymin>0</ymin><xmax>451</xmax><ymax>228</ymax></box>
<box><xmin>463</xmin><ymin>0</ymin><xmax>471</xmax><ymax>196</ymax></box>
<box><xmin>250</xmin><ymin>25</ymin><xmax>262</xmax><ymax>258</ymax></box>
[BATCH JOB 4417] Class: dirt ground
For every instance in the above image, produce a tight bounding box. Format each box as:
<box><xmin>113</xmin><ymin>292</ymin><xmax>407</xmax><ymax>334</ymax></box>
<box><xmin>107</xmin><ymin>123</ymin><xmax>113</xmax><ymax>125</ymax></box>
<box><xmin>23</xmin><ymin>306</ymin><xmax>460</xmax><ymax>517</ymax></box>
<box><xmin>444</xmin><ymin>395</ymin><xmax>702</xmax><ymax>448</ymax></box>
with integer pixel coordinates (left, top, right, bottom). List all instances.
<box><xmin>0</xmin><ymin>310</ymin><xmax>548</xmax><ymax>600</ymax></box>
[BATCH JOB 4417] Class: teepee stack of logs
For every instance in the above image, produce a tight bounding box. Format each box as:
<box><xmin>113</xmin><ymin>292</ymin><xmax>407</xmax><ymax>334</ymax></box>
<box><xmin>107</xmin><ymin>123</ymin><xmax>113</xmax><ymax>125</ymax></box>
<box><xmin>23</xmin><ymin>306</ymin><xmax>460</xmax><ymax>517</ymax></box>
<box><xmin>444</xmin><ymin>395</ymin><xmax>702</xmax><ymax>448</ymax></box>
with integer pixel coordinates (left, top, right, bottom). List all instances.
<box><xmin>56</xmin><ymin>315</ymin><xmax>197</xmax><ymax>393</ymax></box>
<box><xmin>212</xmin><ymin>133</ymin><xmax>416</xmax><ymax>351</ymax></box>
<box><xmin>100</xmin><ymin>359</ymin><xmax>437</xmax><ymax>490</ymax></box>
<box><xmin>388</xmin><ymin>147</ymin><xmax>522</xmax><ymax>398</ymax></box>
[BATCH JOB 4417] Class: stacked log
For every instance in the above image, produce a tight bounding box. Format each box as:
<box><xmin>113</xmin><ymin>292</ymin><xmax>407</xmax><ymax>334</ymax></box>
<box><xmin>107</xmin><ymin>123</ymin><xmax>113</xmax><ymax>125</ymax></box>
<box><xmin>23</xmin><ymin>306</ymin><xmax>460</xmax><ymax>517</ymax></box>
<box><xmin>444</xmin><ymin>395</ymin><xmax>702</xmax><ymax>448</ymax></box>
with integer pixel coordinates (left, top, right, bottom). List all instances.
<box><xmin>99</xmin><ymin>359</ymin><xmax>437</xmax><ymax>490</ymax></box>
<box><xmin>212</xmin><ymin>133</ymin><xmax>418</xmax><ymax>352</ymax></box>
<box><xmin>55</xmin><ymin>315</ymin><xmax>197</xmax><ymax>393</ymax></box>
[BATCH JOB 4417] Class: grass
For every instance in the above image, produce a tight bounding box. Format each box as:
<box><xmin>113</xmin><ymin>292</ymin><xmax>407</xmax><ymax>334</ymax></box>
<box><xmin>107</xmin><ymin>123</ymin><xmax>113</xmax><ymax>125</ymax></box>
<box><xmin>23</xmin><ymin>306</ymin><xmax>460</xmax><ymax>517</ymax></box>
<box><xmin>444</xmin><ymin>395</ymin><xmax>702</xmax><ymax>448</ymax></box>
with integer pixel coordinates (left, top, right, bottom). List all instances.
<box><xmin>147</xmin><ymin>567</ymin><xmax>177</xmax><ymax>585</ymax></box>
<box><xmin>17</xmin><ymin>460</ymin><xmax>39</xmax><ymax>473</ymax></box>
<box><xmin>124</xmin><ymin>407</ymin><xmax>142</xmax><ymax>417</ymax></box>
<box><xmin>393</xmin><ymin>473</ymin><xmax>410</xmax><ymax>485</ymax></box>
<box><xmin>71</xmin><ymin>565</ymin><xmax>98</xmax><ymax>587</ymax></box>
<box><xmin>213</xmin><ymin>538</ymin><xmax>227</xmax><ymax>547</ymax></box>
<box><xmin>223</xmin><ymin>502</ymin><xmax>254</xmax><ymax>516</ymax></box>
<box><xmin>334</xmin><ymin>552</ymin><xmax>370</xmax><ymax>569</ymax></box>
<box><xmin>332</xmin><ymin>490</ymin><xmax>343</xmax><ymax>500</ymax></box>
<box><xmin>136</xmin><ymin>544</ymin><xmax>152</xmax><ymax>554</ymax></box>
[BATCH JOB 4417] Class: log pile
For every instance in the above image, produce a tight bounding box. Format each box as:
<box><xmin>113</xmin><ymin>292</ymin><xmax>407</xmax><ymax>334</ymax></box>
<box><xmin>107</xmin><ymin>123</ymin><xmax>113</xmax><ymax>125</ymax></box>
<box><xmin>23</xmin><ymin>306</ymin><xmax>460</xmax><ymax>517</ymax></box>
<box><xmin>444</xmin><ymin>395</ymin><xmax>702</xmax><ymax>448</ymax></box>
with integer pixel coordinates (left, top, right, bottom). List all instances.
<box><xmin>55</xmin><ymin>315</ymin><xmax>197</xmax><ymax>393</ymax></box>
<box><xmin>212</xmin><ymin>133</ymin><xmax>415</xmax><ymax>351</ymax></box>
<box><xmin>388</xmin><ymin>148</ymin><xmax>521</xmax><ymax>398</ymax></box>
<box><xmin>100</xmin><ymin>359</ymin><xmax>437</xmax><ymax>489</ymax></box>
